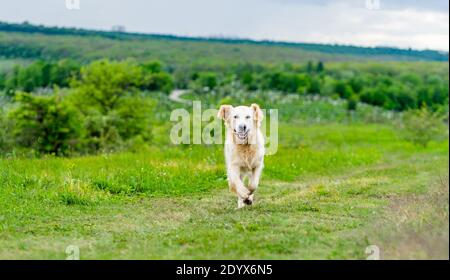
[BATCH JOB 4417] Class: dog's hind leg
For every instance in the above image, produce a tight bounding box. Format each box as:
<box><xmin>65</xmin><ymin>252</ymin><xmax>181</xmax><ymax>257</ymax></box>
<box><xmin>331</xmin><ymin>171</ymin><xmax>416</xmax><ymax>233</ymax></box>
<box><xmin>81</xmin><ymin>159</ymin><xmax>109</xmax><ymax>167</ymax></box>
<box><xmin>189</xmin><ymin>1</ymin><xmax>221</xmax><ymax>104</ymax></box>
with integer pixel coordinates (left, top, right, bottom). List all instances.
<box><xmin>228</xmin><ymin>182</ymin><xmax>237</xmax><ymax>194</ymax></box>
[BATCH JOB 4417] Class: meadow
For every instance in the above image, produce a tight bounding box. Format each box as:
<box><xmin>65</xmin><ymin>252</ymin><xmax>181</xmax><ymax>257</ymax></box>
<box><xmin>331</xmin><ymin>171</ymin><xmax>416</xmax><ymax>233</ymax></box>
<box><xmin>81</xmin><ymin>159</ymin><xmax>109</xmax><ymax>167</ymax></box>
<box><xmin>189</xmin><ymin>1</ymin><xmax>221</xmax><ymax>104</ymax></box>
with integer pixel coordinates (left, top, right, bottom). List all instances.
<box><xmin>0</xmin><ymin>106</ymin><xmax>448</xmax><ymax>259</ymax></box>
<box><xmin>0</xmin><ymin>22</ymin><xmax>448</xmax><ymax>260</ymax></box>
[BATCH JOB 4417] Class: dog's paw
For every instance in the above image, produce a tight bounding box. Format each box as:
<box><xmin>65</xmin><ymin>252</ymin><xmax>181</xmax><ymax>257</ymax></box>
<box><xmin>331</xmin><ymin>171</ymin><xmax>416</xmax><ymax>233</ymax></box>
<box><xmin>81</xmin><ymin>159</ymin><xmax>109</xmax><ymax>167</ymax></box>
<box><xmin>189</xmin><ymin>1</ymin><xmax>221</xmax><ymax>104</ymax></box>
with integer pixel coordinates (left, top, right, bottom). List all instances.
<box><xmin>237</xmin><ymin>199</ymin><xmax>246</xmax><ymax>209</ymax></box>
<box><xmin>243</xmin><ymin>198</ymin><xmax>252</xmax><ymax>205</ymax></box>
<box><xmin>237</xmin><ymin>189</ymin><xmax>250</xmax><ymax>201</ymax></box>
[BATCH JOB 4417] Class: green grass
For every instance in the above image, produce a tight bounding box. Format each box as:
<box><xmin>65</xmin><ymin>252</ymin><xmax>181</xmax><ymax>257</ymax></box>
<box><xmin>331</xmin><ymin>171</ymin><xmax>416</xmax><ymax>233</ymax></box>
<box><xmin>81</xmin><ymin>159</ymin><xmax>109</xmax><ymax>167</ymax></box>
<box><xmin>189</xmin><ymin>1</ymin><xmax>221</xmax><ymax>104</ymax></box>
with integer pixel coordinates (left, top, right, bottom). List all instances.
<box><xmin>0</xmin><ymin>123</ymin><xmax>448</xmax><ymax>259</ymax></box>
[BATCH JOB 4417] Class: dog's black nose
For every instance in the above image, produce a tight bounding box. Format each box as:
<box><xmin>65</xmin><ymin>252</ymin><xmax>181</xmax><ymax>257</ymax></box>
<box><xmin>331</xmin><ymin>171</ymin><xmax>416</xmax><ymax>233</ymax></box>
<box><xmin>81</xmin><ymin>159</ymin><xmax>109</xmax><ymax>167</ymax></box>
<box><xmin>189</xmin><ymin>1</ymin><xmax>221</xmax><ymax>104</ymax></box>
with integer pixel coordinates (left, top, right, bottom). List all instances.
<box><xmin>239</xmin><ymin>124</ymin><xmax>247</xmax><ymax>132</ymax></box>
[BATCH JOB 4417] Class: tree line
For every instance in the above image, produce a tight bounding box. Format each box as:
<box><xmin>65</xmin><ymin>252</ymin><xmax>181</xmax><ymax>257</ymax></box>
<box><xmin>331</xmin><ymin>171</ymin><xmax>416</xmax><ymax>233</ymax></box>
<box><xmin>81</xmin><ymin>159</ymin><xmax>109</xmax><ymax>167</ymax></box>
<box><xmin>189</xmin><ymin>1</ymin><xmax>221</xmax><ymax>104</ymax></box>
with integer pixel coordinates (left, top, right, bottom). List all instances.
<box><xmin>1</xmin><ymin>59</ymin><xmax>448</xmax><ymax>157</ymax></box>
<box><xmin>186</xmin><ymin>61</ymin><xmax>448</xmax><ymax>112</ymax></box>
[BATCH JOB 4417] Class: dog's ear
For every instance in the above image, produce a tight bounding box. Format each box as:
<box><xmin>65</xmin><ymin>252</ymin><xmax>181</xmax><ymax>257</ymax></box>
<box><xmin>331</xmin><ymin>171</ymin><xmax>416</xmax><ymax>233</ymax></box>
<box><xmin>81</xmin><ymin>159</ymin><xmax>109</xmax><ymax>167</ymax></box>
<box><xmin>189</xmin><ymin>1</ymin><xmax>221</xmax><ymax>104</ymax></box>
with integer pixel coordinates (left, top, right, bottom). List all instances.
<box><xmin>218</xmin><ymin>105</ymin><xmax>233</xmax><ymax>121</ymax></box>
<box><xmin>251</xmin><ymin>103</ymin><xmax>263</xmax><ymax>126</ymax></box>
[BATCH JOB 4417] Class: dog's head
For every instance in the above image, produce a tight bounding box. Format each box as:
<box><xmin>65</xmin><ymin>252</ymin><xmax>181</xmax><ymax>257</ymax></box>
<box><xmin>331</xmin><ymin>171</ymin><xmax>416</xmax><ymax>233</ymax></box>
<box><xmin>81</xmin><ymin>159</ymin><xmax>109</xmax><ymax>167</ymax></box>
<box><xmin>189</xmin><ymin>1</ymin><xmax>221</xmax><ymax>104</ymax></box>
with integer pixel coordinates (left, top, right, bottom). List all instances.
<box><xmin>218</xmin><ymin>104</ymin><xmax>263</xmax><ymax>142</ymax></box>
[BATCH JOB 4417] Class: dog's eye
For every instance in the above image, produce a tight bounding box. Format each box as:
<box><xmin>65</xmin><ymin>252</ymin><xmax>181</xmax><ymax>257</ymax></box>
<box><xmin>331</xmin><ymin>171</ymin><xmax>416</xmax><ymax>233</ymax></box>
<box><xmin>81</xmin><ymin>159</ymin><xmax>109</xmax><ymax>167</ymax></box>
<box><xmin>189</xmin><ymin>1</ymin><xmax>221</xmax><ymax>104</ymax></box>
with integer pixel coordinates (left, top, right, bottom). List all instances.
<box><xmin>245</xmin><ymin>115</ymin><xmax>251</xmax><ymax>119</ymax></box>
<box><xmin>234</xmin><ymin>115</ymin><xmax>239</xmax><ymax>119</ymax></box>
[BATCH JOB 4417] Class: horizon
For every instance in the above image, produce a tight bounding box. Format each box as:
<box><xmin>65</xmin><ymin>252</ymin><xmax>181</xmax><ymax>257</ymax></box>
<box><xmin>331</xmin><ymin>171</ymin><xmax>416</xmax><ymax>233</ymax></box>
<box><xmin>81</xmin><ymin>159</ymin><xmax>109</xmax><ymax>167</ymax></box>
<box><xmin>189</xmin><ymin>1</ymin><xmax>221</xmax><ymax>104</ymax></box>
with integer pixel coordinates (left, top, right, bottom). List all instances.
<box><xmin>0</xmin><ymin>0</ymin><xmax>448</xmax><ymax>52</ymax></box>
<box><xmin>2</xmin><ymin>20</ymin><xmax>448</xmax><ymax>54</ymax></box>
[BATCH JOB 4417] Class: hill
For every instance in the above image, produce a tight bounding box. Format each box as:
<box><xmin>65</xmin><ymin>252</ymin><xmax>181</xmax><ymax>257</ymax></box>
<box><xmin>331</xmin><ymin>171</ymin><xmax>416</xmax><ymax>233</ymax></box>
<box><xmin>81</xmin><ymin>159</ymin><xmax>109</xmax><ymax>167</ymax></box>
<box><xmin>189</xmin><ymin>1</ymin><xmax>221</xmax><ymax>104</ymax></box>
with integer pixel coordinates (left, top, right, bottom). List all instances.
<box><xmin>0</xmin><ymin>21</ymin><xmax>448</xmax><ymax>68</ymax></box>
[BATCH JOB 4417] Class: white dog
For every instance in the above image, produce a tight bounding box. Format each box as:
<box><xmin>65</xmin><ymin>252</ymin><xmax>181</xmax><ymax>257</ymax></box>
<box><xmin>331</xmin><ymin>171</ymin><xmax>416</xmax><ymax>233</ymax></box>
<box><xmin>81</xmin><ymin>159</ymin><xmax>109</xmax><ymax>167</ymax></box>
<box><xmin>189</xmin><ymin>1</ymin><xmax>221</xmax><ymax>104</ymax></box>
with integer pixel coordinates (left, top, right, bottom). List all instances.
<box><xmin>218</xmin><ymin>104</ymin><xmax>265</xmax><ymax>208</ymax></box>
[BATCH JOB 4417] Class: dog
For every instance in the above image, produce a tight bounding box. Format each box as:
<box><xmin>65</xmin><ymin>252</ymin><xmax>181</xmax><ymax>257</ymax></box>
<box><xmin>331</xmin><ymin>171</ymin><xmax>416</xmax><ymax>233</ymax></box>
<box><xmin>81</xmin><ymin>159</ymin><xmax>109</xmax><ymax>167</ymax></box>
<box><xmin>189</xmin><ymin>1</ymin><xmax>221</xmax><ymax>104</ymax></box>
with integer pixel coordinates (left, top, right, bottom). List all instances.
<box><xmin>218</xmin><ymin>104</ymin><xmax>265</xmax><ymax>208</ymax></box>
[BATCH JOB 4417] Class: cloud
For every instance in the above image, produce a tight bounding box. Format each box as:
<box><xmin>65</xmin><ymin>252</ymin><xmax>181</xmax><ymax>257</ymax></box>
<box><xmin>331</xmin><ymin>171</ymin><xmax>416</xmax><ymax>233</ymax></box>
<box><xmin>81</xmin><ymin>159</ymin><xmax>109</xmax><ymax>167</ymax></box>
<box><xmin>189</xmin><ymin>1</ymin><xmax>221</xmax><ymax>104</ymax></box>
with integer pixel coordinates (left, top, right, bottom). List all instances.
<box><xmin>266</xmin><ymin>0</ymin><xmax>449</xmax><ymax>12</ymax></box>
<box><xmin>0</xmin><ymin>0</ymin><xmax>448</xmax><ymax>50</ymax></box>
<box><xmin>249</xmin><ymin>1</ymin><xmax>449</xmax><ymax>50</ymax></box>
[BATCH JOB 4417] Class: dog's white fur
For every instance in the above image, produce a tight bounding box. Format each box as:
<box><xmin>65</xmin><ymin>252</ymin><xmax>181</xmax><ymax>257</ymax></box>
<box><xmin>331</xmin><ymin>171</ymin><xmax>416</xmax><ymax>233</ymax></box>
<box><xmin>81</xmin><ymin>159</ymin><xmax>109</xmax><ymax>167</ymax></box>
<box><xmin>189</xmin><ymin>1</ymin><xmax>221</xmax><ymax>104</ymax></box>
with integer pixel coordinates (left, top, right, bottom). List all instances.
<box><xmin>218</xmin><ymin>104</ymin><xmax>265</xmax><ymax>208</ymax></box>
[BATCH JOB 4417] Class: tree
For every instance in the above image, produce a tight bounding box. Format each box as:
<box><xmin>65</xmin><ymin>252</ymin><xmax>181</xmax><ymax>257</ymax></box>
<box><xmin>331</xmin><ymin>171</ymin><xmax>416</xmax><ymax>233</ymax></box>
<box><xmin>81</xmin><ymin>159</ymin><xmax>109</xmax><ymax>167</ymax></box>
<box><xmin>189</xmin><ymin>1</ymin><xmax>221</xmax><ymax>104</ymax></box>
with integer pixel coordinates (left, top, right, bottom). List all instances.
<box><xmin>9</xmin><ymin>92</ymin><xmax>82</xmax><ymax>156</ymax></box>
<box><xmin>72</xmin><ymin>60</ymin><xmax>143</xmax><ymax>114</ymax></box>
<box><xmin>141</xmin><ymin>61</ymin><xmax>163</xmax><ymax>74</ymax></box>
<box><xmin>139</xmin><ymin>61</ymin><xmax>174</xmax><ymax>93</ymax></box>
<box><xmin>141</xmin><ymin>72</ymin><xmax>174</xmax><ymax>93</ymax></box>
<box><xmin>71</xmin><ymin>60</ymin><xmax>154</xmax><ymax>151</ymax></box>
<box><xmin>316</xmin><ymin>61</ymin><xmax>325</xmax><ymax>72</ymax></box>
<box><xmin>401</xmin><ymin>106</ymin><xmax>446</xmax><ymax>147</ymax></box>
<box><xmin>307</xmin><ymin>76</ymin><xmax>321</xmax><ymax>94</ymax></box>
<box><xmin>349</xmin><ymin>76</ymin><xmax>364</xmax><ymax>93</ymax></box>
<box><xmin>347</xmin><ymin>95</ymin><xmax>358</xmax><ymax>112</ymax></box>
<box><xmin>334</xmin><ymin>81</ymin><xmax>353</xmax><ymax>99</ymax></box>
<box><xmin>198</xmin><ymin>72</ymin><xmax>218</xmax><ymax>90</ymax></box>
<box><xmin>306</xmin><ymin>61</ymin><xmax>314</xmax><ymax>73</ymax></box>
<box><xmin>50</xmin><ymin>59</ymin><xmax>80</xmax><ymax>87</ymax></box>
<box><xmin>241</xmin><ymin>72</ymin><xmax>255</xmax><ymax>90</ymax></box>
<box><xmin>0</xmin><ymin>107</ymin><xmax>14</xmax><ymax>153</ymax></box>
<box><xmin>0</xmin><ymin>73</ymin><xmax>5</xmax><ymax>90</ymax></box>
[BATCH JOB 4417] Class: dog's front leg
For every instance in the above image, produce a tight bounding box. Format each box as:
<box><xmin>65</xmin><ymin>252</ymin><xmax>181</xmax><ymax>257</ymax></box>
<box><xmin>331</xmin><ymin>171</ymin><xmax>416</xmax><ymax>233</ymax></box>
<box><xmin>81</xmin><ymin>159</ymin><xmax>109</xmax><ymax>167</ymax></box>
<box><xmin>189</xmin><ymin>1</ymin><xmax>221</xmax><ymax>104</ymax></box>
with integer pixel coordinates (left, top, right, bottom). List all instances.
<box><xmin>247</xmin><ymin>164</ymin><xmax>263</xmax><ymax>204</ymax></box>
<box><xmin>228</xmin><ymin>165</ymin><xmax>250</xmax><ymax>209</ymax></box>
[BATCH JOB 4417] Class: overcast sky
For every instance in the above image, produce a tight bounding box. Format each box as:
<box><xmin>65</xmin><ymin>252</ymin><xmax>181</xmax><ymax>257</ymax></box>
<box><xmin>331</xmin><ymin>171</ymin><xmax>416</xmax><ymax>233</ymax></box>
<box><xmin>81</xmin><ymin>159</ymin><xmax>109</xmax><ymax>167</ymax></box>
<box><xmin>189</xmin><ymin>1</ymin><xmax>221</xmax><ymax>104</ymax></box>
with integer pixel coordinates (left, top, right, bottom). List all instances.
<box><xmin>0</xmin><ymin>0</ymin><xmax>448</xmax><ymax>51</ymax></box>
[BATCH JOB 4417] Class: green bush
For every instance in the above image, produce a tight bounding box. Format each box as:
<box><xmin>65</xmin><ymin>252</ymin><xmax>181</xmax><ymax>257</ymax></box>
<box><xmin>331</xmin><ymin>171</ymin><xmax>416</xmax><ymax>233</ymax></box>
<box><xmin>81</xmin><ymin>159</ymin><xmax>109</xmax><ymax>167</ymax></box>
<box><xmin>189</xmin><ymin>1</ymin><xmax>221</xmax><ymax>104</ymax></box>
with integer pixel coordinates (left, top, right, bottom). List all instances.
<box><xmin>141</xmin><ymin>61</ymin><xmax>163</xmax><ymax>74</ymax></box>
<box><xmin>0</xmin><ymin>73</ymin><xmax>5</xmax><ymax>90</ymax></box>
<box><xmin>50</xmin><ymin>59</ymin><xmax>81</xmax><ymax>87</ymax></box>
<box><xmin>142</xmin><ymin>72</ymin><xmax>173</xmax><ymax>93</ymax></box>
<box><xmin>2</xmin><ymin>60</ymin><xmax>81</xmax><ymax>94</ymax></box>
<box><xmin>140</xmin><ymin>60</ymin><xmax>174</xmax><ymax>93</ymax></box>
<box><xmin>347</xmin><ymin>95</ymin><xmax>358</xmax><ymax>111</ymax></box>
<box><xmin>0</xmin><ymin>107</ymin><xmax>14</xmax><ymax>153</ymax></box>
<box><xmin>81</xmin><ymin>109</ymin><xmax>122</xmax><ymax>152</ymax></box>
<box><xmin>72</xmin><ymin>59</ymin><xmax>143</xmax><ymax>114</ymax></box>
<box><xmin>401</xmin><ymin>106</ymin><xmax>447</xmax><ymax>147</ymax></box>
<box><xmin>110</xmin><ymin>96</ymin><xmax>154</xmax><ymax>142</ymax></box>
<box><xmin>71</xmin><ymin>60</ymin><xmax>155</xmax><ymax>151</ymax></box>
<box><xmin>335</xmin><ymin>81</ymin><xmax>354</xmax><ymax>99</ymax></box>
<box><xmin>197</xmin><ymin>72</ymin><xmax>218</xmax><ymax>90</ymax></box>
<box><xmin>9</xmin><ymin>92</ymin><xmax>83</xmax><ymax>156</ymax></box>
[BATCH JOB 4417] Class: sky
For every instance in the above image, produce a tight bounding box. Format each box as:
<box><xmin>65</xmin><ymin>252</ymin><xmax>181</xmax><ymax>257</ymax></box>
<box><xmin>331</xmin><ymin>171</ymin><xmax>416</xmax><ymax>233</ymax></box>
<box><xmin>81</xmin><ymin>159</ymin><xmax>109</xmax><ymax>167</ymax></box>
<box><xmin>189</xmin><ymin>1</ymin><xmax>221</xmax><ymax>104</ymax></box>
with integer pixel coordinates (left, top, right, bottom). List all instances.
<box><xmin>0</xmin><ymin>0</ymin><xmax>448</xmax><ymax>51</ymax></box>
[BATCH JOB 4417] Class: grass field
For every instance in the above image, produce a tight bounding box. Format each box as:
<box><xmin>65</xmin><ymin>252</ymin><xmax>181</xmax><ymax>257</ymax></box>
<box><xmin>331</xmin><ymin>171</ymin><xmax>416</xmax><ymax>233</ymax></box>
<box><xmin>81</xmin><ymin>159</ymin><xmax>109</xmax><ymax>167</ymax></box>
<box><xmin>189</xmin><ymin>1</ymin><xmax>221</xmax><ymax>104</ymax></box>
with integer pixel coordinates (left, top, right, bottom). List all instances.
<box><xmin>0</xmin><ymin>123</ymin><xmax>448</xmax><ymax>259</ymax></box>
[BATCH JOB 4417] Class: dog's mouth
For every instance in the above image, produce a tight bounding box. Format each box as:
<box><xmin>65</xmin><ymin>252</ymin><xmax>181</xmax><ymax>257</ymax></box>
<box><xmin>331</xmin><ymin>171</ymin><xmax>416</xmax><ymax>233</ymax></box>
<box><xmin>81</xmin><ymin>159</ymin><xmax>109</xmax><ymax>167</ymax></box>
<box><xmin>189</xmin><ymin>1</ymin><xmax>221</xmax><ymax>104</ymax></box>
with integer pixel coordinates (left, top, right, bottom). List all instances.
<box><xmin>234</xmin><ymin>130</ymin><xmax>249</xmax><ymax>140</ymax></box>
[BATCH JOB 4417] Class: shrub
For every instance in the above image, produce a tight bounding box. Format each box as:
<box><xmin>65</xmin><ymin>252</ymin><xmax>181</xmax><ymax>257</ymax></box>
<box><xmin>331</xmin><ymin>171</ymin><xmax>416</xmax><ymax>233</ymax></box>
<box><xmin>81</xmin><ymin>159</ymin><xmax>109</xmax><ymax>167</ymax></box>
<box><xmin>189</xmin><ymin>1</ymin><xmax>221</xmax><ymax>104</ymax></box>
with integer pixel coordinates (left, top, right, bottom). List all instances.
<box><xmin>0</xmin><ymin>107</ymin><xmax>14</xmax><ymax>154</ymax></box>
<box><xmin>335</xmin><ymin>81</ymin><xmax>354</xmax><ymax>99</ymax></box>
<box><xmin>72</xmin><ymin>59</ymin><xmax>143</xmax><ymax>114</ymax></box>
<box><xmin>141</xmin><ymin>61</ymin><xmax>163</xmax><ymax>74</ymax></box>
<box><xmin>307</xmin><ymin>76</ymin><xmax>322</xmax><ymax>94</ymax></box>
<box><xmin>110</xmin><ymin>96</ymin><xmax>154</xmax><ymax>141</ymax></box>
<box><xmin>71</xmin><ymin>60</ymin><xmax>155</xmax><ymax>151</ymax></box>
<box><xmin>401</xmin><ymin>106</ymin><xmax>447</xmax><ymax>147</ymax></box>
<box><xmin>50</xmin><ymin>59</ymin><xmax>81</xmax><ymax>87</ymax></box>
<box><xmin>2</xmin><ymin>60</ymin><xmax>80</xmax><ymax>94</ymax></box>
<box><xmin>316</xmin><ymin>61</ymin><xmax>325</xmax><ymax>72</ymax></box>
<box><xmin>142</xmin><ymin>72</ymin><xmax>174</xmax><ymax>93</ymax></box>
<box><xmin>140</xmin><ymin>61</ymin><xmax>174</xmax><ymax>93</ymax></box>
<box><xmin>9</xmin><ymin>92</ymin><xmax>83</xmax><ymax>156</ymax></box>
<box><xmin>347</xmin><ymin>95</ymin><xmax>358</xmax><ymax>111</ymax></box>
<box><xmin>81</xmin><ymin>109</ymin><xmax>122</xmax><ymax>152</ymax></box>
<box><xmin>197</xmin><ymin>72</ymin><xmax>218</xmax><ymax>90</ymax></box>
<box><xmin>0</xmin><ymin>73</ymin><xmax>5</xmax><ymax>90</ymax></box>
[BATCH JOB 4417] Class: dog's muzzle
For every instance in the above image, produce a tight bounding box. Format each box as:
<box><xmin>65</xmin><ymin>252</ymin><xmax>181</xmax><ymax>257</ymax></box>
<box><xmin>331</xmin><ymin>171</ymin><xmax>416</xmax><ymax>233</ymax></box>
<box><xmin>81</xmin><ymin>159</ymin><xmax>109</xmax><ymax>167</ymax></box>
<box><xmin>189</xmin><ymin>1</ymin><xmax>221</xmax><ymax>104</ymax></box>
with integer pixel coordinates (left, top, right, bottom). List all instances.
<box><xmin>234</xmin><ymin>130</ymin><xmax>249</xmax><ymax>140</ymax></box>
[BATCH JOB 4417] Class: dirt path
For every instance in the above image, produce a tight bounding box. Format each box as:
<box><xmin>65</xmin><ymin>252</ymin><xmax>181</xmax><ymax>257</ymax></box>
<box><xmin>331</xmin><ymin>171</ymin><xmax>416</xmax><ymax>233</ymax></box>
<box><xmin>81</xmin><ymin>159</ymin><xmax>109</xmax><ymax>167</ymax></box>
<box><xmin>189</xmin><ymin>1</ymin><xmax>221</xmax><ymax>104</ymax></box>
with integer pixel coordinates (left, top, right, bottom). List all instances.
<box><xmin>169</xmin><ymin>89</ymin><xmax>190</xmax><ymax>104</ymax></box>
